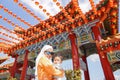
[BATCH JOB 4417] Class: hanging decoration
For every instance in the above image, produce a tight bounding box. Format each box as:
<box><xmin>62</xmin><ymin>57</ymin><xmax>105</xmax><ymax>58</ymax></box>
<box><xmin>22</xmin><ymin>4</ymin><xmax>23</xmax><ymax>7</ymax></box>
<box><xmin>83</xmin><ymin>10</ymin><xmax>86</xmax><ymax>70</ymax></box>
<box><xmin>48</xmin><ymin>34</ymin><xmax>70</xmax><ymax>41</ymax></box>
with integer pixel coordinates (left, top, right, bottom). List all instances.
<box><xmin>0</xmin><ymin>32</ymin><xmax>21</xmax><ymax>41</ymax></box>
<box><xmin>33</xmin><ymin>1</ymin><xmax>51</xmax><ymax>17</ymax></box>
<box><xmin>89</xmin><ymin>0</ymin><xmax>97</xmax><ymax>14</ymax></box>
<box><xmin>0</xmin><ymin>38</ymin><xmax>16</xmax><ymax>45</ymax></box>
<box><xmin>13</xmin><ymin>1</ymin><xmax>41</xmax><ymax>22</ymax></box>
<box><xmin>0</xmin><ymin>5</ymin><xmax>32</xmax><ymax>27</ymax></box>
<box><xmin>72</xmin><ymin>0</ymin><xmax>88</xmax><ymax>23</ymax></box>
<box><xmin>2</xmin><ymin>17</ymin><xmax>23</xmax><ymax>30</ymax></box>
<box><xmin>0</xmin><ymin>0</ymin><xmax>118</xmax><ymax>55</ymax></box>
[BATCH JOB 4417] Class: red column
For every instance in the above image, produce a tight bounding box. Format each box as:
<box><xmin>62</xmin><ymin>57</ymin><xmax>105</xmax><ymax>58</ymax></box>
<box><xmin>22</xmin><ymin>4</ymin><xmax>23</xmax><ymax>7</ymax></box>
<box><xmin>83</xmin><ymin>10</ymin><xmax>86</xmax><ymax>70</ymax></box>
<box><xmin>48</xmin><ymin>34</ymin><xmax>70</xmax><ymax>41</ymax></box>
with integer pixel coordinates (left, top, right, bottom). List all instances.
<box><xmin>98</xmin><ymin>52</ymin><xmax>115</xmax><ymax>80</ymax></box>
<box><xmin>20</xmin><ymin>50</ymin><xmax>29</xmax><ymax>80</ymax></box>
<box><xmin>92</xmin><ymin>26</ymin><xmax>101</xmax><ymax>41</ymax></box>
<box><xmin>10</xmin><ymin>55</ymin><xmax>18</xmax><ymax>77</ymax></box>
<box><xmin>94</xmin><ymin>24</ymin><xmax>115</xmax><ymax>79</ymax></box>
<box><xmin>82</xmin><ymin>56</ymin><xmax>90</xmax><ymax>80</ymax></box>
<box><xmin>68</xmin><ymin>32</ymin><xmax>80</xmax><ymax>70</ymax></box>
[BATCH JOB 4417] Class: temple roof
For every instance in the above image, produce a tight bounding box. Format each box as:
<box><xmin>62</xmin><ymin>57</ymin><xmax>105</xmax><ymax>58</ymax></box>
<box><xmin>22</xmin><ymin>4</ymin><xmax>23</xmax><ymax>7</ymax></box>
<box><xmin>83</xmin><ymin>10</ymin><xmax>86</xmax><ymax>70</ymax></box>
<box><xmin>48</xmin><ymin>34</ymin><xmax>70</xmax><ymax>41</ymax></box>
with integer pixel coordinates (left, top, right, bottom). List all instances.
<box><xmin>0</xmin><ymin>0</ymin><xmax>119</xmax><ymax>55</ymax></box>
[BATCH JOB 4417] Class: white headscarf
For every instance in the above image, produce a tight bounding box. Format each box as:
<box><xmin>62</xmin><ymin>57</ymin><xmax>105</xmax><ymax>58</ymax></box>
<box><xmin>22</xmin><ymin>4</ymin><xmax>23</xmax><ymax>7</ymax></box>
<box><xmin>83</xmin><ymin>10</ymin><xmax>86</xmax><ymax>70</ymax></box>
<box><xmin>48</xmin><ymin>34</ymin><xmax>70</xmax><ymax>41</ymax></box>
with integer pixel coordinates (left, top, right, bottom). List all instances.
<box><xmin>35</xmin><ymin>45</ymin><xmax>53</xmax><ymax>79</ymax></box>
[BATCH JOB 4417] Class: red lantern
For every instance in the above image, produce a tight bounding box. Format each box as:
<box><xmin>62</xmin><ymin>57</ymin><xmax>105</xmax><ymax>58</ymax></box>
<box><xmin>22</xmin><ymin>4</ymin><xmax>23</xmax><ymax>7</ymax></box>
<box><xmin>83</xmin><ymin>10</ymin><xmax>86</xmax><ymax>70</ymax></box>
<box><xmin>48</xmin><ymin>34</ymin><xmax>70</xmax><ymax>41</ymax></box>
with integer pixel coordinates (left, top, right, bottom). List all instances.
<box><xmin>26</xmin><ymin>9</ymin><xmax>30</xmax><ymax>13</ymax></box>
<box><xmin>68</xmin><ymin>8</ymin><xmax>71</xmax><ymax>13</ymax></box>
<box><xmin>111</xmin><ymin>24</ymin><xmax>116</xmax><ymax>29</ymax></box>
<box><xmin>56</xmin><ymin>2</ymin><xmax>60</xmax><ymax>6</ymax></box>
<box><xmin>39</xmin><ymin>5</ymin><xmax>43</xmax><ymax>9</ymax></box>
<box><xmin>59</xmin><ymin>15</ymin><xmax>63</xmax><ymax>20</ymax></box>
<box><xmin>60</xmin><ymin>30</ymin><xmax>63</xmax><ymax>33</ymax></box>
<box><xmin>71</xmin><ymin>24</ymin><xmax>75</xmax><ymax>29</ymax></box>
<box><xmin>0</xmin><ymin>5</ymin><xmax>3</xmax><ymax>9</ymax></box>
<box><xmin>23</xmin><ymin>6</ymin><xmax>27</xmax><ymax>10</ymax></box>
<box><xmin>13</xmin><ymin>14</ymin><xmax>17</xmax><ymax>17</ymax></box>
<box><xmin>30</xmin><ymin>12</ymin><xmax>34</xmax><ymax>15</ymax></box>
<box><xmin>109</xmin><ymin>0</ymin><xmax>113</xmax><ymax>7</ymax></box>
<box><xmin>111</xmin><ymin>10</ymin><xmax>117</xmax><ymax>16</ymax></box>
<box><xmin>112</xmin><ymin>28</ymin><xmax>117</xmax><ymax>35</ymax></box>
<box><xmin>14</xmin><ymin>0</ymin><xmax>18</xmax><ymax>3</ymax></box>
<box><xmin>113</xmin><ymin>2</ymin><xmax>118</xmax><ymax>8</ymax></box>
<box><xmin>53</xmin><ymin>0</ymin><xmax>57</xmax><ymax>2</ymax></box>
<box><xmin>4</xmin><ymin>8</ymin><xmax>8</xmax><ymax>12</ymax></box>
<box><xmin>111</xmin><ymin>18</ymin><xmax>117</xmax><ymax>23</ymax></box>
<box><xmin>55</xmin><ymin>19</ymin><xmax>58</xmax><ymax>23</ymax></box>
<box><xmin>46</xmin><ymin>13</ymin><xmax>50</xmax><ymax>16</ymax></box>
<box><xmin>53</xmin><ymin>32</ymin><xmax>56</xmax><ymax>36</ymax></box>
<box><xmin>77</xmin><ymin>21</ymin><xmax>81</xmax><ymax>26</ymax></box>
<box><xmin>35</xmin><ymin>2</ymin><xmax>39</xmax><ymax>5</ymax></box>
<box><xmin>59</xmin><ymin>6</ymin><xmax>63</xmax><ymax>10</ymax></box>
<box><xmin>0</xmin><ymin>15</ymin><xmax>2</xmax><ymax>18</ymax></box>
<box><xmin>3</xmin><ymin>18</ymin><xmax>7</xmax><ymax>21</ymax></box>
<box><xmin>101</xmin><ymin>7</ymin><xmax>105</xmax><ymax>12</ymax></box>
<box><xmin>43</xmin><ymin>9</ymin><xmax>47</xmax><ymax>12</ymax></box>
<box><xmin>8</xmin><ymin>11</ymin><xmax>12</xmax><ymax>15</ymax></box>
<box><xmin>18</xmin><ymin>3</ymin><xmax>23</xmax><ymax>7</ymax></box>
<box><xmin>90</xmin><ymin>15</ymin><xmax>94</xmax><ymax>20</ymax></box>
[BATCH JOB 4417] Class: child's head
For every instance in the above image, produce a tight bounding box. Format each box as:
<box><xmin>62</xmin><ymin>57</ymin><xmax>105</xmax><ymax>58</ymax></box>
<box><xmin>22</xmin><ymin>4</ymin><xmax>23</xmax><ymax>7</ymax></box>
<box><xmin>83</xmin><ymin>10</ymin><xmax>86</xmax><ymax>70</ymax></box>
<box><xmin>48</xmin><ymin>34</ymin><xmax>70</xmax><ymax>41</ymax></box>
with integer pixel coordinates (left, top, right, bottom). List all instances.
<box><xmin>53</xmin><ymin>55</ymin><xmax>63</xmax><ymax>64</ymax></box>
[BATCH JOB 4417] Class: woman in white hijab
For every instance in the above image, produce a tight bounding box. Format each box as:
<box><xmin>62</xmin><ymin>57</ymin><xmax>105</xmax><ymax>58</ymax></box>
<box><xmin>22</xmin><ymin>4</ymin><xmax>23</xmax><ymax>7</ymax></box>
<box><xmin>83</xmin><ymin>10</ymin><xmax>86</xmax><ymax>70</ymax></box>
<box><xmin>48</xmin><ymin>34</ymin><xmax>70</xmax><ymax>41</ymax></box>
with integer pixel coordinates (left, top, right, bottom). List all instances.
<box><xmin>35</xmin><ymin>45</ymin><xmax>63</xmax><ymax>80</ymax></box>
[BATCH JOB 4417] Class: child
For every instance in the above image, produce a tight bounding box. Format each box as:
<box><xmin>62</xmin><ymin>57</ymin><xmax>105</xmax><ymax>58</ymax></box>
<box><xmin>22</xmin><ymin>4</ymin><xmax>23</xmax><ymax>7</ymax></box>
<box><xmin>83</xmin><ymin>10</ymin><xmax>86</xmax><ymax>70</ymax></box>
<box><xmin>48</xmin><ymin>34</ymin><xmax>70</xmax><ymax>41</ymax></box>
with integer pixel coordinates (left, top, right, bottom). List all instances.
<box><xmin>53</xmin><ymin>55</ymin><xmax>65</xmax><ymax>80</ymax></box>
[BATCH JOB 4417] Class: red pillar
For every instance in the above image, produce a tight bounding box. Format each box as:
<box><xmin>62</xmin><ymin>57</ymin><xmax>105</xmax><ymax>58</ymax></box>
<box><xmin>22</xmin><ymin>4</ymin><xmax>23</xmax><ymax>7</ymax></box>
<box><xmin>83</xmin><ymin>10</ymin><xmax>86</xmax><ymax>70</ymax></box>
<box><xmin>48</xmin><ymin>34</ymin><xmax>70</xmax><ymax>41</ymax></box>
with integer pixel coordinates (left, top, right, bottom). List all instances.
<box><xmin>82</xmin><ymin>56</ymin><xmax>90</xmax><ymax>80</ymax></box>
<box><xmin>10</xmin><ymin>55</ymin><xmax>18</xmax><ymax>77</ymax></box>
<box><xmin>98</xmin><ymin>52</ymin><xmax>115</xmax><ymax>80</ymax></box>
<box><xmin>20</xmin><ymin>50</ymin><xmax>29</xmax><ymax>80</ymax></box>
<box><xmin>68</xmin><ymin>32</ymin><xmax>80</xmax><ymax>70</ymax></box>
<box><xmin>94</xmin><ymin>24</ymin><xmax>115</xmax><ymax>79</ymax></box>
<box><xmin>92</xmin><ymin>26</ymin><xmax>101</xmax><ymax>41</ymax></box>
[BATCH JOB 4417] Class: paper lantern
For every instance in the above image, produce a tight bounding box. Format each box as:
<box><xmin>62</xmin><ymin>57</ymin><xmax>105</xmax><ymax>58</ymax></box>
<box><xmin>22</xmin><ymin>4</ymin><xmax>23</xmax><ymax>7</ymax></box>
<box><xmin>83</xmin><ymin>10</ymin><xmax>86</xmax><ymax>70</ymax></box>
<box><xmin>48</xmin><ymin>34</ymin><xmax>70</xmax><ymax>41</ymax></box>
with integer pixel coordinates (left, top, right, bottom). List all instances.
<box><xmin>23</xmin><ymin>6</ymin><xmax>27</xmax><ymax>10</ymax></box>
<box><xmin>97</xmin><ymin>10</ymin><xmax>101</xmax><ymax>16</ymax></box>
<box><xmin>4</xmin><ymin>8</ymin><xmax>8</xmax><ymax>12</ymax></box>
<box><xmin>46</xmin><ymin>13</ymin><xmax>50</xmax><ymax>16</ymax></box>
<box><xmin>113</xmin><ymin>2</ymin><xmax>118</xmax><ymax>8</ymax></box>
<box><xmin>30</xmin><ymin>12</ymin><xmax>34</xmax><ymax>15</ymax></box>
<box><xmin>53</xmin><ymin>0</ymin><xmax>57</xmax><ymax>2</ymax></box>
<box><xmin>0</xmin><ymin>15</ymin><xmax>2</xmax><ymax>18</ymax></box>
<box><xmin>7</xmin><ymin>20</ymin><xmax>11</xmax><ymax>23</ymax></box>
<box><xmin>0</xmin><ymin>5</ymin><xmax>3</xmax><ymax>9</ymax></box>
<box><xmin>18</xmin><ymin>3</ymin><xmax>23</xmax><ymax>7</ymax></box>
<box><xmin>60</xmin><ymin>15</ymin><xmax>63</xmax><ymax>20</ymax></box>
<box><xmin>58</xmin><ymin>30</ymin><xmax>62</xmax><ymax>34</ymax></box>
<box><xmin>77</xmin><ymin>21</ymin><xmax>81</xmax><ymax>26</ymax></box>
<box><xmin>3</xmin><ymin>18</ymin><xmax>7</xmax><ymax>21</ymax></box>
<box><xmin>111</xmin><ymin>10</ymin><xmax>117</xmax><ymax>16</ymax></box>
<box><xmin>71</xmin><ymin>24</ymin><xmax>75</xmax><ymax>29</ymax></box>
<box><xmin>26</xmin><ymin>9</ymin><xmax>31</xmax><ymax>13</ymax></box>
<box><xmin>43</xmin><ymin>9</ymin><xmax>46</xmax><ymax>12</ymax></box>
<box><xmin>111</xmin><ymin>18</ymin><xmax>117</xmax><ymax>23</ymax></box>
<box><xmin>59</xmin><ymin>6</ymin><xmax>63</xmax><ymax>10</ymax></box>
<box><xmin>109</xmin><ymin>0</ymin><xmax>113</xmax><ymax>7</ymax></box>
<box><xmin>56</xmin><ymin>2</ymin><xmax>60</xmax><ymax>6</ymax></box>
<box><xmin>35</xmin><ymin>2</ymin><xmax>39</xmax><ymax>5</ymax></box>
<box><xmin>13</xmin><ymin>14</ymin><xmax>17</xmax><ymax>17</ymax></box>
<box><xmin>101</xmin><ymin>7</ymin><xmax>105</xmax><ymax>12</ymax></box>
<box><xmin>14</xmin><ymin>0</ymin><xmax>18</xmax><ymax>3</ymax></box>
<box><xmin>112</xmin><ymin>28</ymin><xmax>117</xmax><ymax>34</ymax></box>
<box><xmin>39</xmin><ymin>5</ymin><xmax>43</xmax><ymax>9</ymax></box>
<box><xmin>111</xmin><ymin>24</ymin><xmax>116</xmax><ymax>29</ymax></box>
<box><xmin>90</xmin><ymin>15</ymin><xmax>94</xmax><ymax>20</ymax></box>
<box><xmin>68</xmin><ymin>8</ymin><xmax>71</xmax><ymax>13</ymax></box>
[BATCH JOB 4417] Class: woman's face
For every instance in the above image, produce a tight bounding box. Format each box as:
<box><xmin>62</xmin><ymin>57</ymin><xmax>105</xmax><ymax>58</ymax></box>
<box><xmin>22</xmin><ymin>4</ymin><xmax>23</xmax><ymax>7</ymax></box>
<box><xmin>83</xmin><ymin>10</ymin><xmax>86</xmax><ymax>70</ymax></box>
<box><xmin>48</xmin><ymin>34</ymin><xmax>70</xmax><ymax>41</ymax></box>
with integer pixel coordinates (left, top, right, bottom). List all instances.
<box><xmin>45</xmin><ymin>48</ymin><xmax>53</xmax><ymax>59</ymax></box>
<box><xmin>45</xmin><ymin>53</ymin><xmax>52</xmax><ymax>59</ymax></box>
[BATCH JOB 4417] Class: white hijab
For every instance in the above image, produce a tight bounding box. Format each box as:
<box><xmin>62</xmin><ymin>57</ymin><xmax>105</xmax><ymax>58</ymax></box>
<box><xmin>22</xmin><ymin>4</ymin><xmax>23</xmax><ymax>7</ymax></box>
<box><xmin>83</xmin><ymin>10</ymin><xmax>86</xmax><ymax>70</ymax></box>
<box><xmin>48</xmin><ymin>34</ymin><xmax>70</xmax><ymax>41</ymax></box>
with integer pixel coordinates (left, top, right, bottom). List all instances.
<box><xmin>35</xmin><ymin>45</ymin><xmax>53</xmax><ymax>79</ymax></box>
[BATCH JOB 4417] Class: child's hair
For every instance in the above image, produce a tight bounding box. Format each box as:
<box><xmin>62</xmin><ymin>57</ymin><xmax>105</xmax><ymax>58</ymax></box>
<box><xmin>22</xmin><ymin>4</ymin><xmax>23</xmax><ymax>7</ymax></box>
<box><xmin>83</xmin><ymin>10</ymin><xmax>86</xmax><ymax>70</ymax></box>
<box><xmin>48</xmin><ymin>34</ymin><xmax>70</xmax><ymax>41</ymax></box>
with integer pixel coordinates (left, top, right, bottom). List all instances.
<box><xmin>52</xmin><ymin>54</ymin><xmax>63</xmax><ymax>62</ymax></box>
